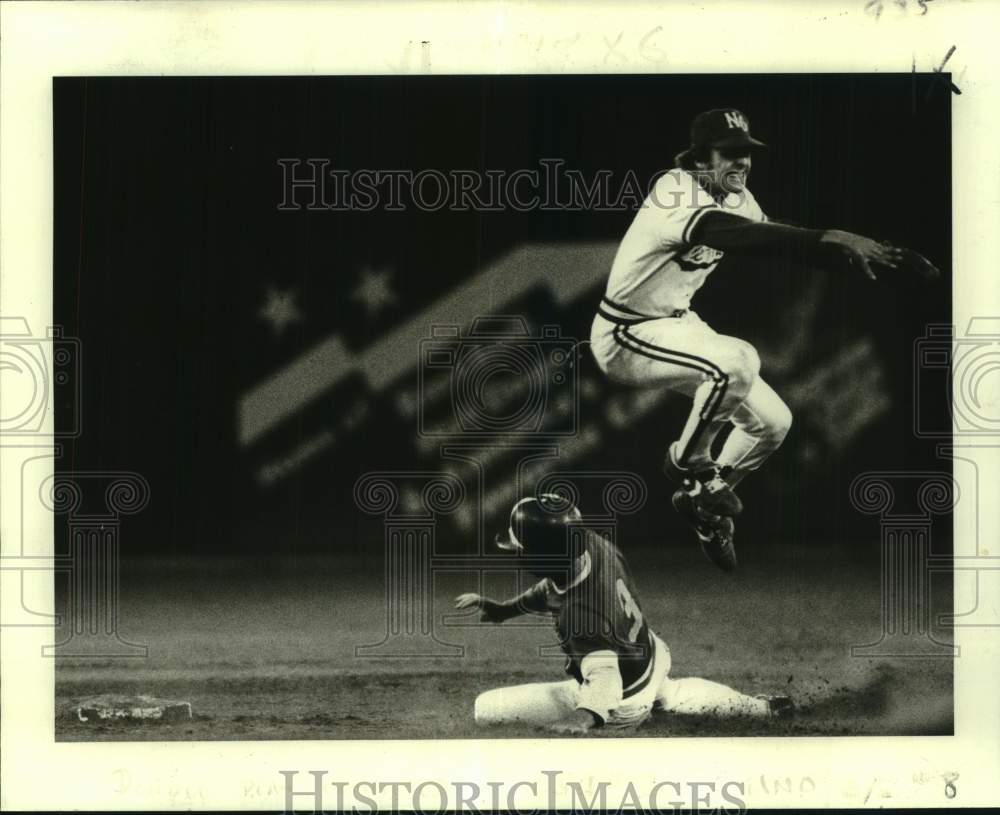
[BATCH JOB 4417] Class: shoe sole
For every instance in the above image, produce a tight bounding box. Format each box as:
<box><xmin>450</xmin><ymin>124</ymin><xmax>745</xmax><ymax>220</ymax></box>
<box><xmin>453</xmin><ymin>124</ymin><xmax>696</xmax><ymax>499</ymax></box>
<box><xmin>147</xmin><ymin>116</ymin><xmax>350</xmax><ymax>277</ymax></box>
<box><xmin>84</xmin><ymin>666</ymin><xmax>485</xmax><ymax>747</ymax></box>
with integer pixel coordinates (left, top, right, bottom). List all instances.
<box><xmin>672</xmin><ymin>491</ymin><xmax>738</xmax><ymax>572</ymax></box>
<box><xmin>663</xmin><ymin>456</ymin><xmax>743</xmax><ymax>517</ymax></box>
<box><xmin>755</xmin><ymin>695</ymin><xmax>796</xmax><ymax>719</ymax></box>
<box><xmin>692</xmin><ymin>483</ymin><xmax>743</xmax><ymax>517</ymax></box>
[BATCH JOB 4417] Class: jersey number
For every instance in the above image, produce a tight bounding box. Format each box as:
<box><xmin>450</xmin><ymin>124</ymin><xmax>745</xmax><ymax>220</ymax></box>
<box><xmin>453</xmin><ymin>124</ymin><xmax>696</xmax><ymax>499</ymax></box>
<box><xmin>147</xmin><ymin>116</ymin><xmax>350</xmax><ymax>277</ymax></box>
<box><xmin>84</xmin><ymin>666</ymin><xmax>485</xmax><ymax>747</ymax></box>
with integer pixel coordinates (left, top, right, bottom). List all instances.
<box><xmin>615</xmin><ymin>579</ymin><xmax>644</xmax><ymax>642</ymax></box>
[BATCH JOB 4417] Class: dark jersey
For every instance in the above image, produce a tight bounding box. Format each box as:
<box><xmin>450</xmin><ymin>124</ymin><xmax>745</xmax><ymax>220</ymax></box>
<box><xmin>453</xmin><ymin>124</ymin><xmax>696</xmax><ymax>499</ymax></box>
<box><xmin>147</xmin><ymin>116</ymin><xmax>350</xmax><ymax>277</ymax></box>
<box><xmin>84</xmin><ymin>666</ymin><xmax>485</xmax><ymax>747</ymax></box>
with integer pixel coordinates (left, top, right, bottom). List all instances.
<box><xmin>553</xmin><ymin>530</ymin><xmax>654</xmax><ymax>696</ymax></box>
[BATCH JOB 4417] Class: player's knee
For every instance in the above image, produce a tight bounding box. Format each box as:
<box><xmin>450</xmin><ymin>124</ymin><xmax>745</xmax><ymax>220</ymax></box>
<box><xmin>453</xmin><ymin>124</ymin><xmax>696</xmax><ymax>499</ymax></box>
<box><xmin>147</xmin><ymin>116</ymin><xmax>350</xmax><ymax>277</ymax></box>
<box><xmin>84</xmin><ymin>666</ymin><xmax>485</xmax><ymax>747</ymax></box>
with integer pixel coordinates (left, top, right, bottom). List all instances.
<box><xmin>742</xmin><ymin>343</ymin><xmax>761</xmax><ymax>377</ymax></box>
<box><xmin>473</xmin><ymin>690</ymin><xmax>501</xmax><ymax>726</ymax></box>
<box><xmin>768</xmin><ymin>402</ymin><xmax>793</xmax><ymax>444</ymax></box>
<box><xmin>717</xmin><ymin>345</ymin><xmax>759</xmax><ymax>389</ymax></box>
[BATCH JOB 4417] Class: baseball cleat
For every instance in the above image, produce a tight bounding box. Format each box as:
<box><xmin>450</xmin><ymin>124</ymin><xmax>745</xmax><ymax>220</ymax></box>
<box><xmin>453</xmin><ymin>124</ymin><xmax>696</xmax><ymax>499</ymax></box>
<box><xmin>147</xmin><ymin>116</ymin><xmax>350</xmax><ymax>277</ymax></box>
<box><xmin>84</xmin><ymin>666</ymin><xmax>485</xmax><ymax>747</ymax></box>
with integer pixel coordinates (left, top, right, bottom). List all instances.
<box><xmin>671</xmin><ymin>489</ymin><xmax>738</xmax><ymax>572</ymax></box>
<box><xmin>755</xmin><ymin>694</ymin><xmax>795</xmax><ymax>720</ymax></box>
<box><xmin>663</xmin><ymin>448</ymin><xmax>743</xmax><ymax>517</ymax></box>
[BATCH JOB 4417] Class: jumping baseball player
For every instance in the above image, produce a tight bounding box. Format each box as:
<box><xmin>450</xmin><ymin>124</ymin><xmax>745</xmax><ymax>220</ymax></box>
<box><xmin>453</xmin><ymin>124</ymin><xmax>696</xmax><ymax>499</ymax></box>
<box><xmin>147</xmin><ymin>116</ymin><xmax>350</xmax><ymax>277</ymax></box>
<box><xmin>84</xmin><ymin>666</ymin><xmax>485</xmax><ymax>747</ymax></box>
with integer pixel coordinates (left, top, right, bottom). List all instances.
<box><xmin>455</xmin><ymin>494</ymin><xmax>793</xmax><ymax>734</ymax></box>
<box><xmin>590</xmin><ymin>108</ymin><xmax>938</xmax><ymax>570</ymax></box>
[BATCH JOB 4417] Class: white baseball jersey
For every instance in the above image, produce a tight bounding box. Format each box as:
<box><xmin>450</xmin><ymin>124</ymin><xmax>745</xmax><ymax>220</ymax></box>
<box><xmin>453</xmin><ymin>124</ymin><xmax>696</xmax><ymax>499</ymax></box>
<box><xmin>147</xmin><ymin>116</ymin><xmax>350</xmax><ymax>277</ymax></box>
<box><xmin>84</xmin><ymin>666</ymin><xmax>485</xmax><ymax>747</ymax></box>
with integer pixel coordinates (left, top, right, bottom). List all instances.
<box><xmin>602</xmin><ymin>169</ymin><xmax>766</xmax><ymax>318</ymax></box>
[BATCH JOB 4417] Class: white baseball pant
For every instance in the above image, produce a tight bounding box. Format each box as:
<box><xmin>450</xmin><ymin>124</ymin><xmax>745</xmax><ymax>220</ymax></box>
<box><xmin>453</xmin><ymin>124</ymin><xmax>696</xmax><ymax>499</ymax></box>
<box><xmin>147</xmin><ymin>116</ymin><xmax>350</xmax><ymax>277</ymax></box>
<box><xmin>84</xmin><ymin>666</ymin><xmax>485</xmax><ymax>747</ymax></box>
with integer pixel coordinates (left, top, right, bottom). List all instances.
<box><xmin>474</xmin><ymin>634</ymin><xmax>770</xmax><ymax>730</ymax></box>
<box><xmin>589</xmin><ymin>309</ymin><xmax>792</xmax><ymax>484</ymax></box>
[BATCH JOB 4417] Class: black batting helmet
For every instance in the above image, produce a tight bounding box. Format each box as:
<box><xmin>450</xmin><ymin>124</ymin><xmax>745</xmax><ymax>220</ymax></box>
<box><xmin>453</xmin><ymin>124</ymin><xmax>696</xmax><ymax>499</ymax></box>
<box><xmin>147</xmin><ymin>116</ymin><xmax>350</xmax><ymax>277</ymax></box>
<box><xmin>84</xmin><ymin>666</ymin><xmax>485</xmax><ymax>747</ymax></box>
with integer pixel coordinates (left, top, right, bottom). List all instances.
<box><xmin>495</xmin><ymin>493</ymin><xmax>584</xmax><ymax>560</ymax></box>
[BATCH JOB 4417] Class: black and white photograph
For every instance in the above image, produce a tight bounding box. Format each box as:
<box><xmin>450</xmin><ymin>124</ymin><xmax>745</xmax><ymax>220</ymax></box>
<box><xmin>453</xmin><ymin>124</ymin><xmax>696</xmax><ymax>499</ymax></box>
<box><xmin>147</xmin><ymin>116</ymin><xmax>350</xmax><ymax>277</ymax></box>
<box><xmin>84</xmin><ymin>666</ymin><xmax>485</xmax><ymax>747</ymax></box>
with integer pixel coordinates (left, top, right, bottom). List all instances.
<box><xmin>47</xmin><ymin>71</ymin><xmax>954</xmax><ymax>742</ymax></box>
<box><xmin>2</xmin><ymin>2</ymin><xmax>999</xmax><ymax>812</ymax></box>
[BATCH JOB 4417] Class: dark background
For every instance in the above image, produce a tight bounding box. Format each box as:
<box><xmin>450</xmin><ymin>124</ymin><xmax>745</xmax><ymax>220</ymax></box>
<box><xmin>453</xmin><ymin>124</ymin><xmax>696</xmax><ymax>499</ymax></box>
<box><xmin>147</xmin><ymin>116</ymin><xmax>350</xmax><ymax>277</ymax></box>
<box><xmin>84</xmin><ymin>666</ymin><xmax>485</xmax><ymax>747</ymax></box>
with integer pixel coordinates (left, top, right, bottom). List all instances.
<box><xmin>53</xmin><ymin>74</ymin><xmax>952</xmax><ymax>562</ymax></box>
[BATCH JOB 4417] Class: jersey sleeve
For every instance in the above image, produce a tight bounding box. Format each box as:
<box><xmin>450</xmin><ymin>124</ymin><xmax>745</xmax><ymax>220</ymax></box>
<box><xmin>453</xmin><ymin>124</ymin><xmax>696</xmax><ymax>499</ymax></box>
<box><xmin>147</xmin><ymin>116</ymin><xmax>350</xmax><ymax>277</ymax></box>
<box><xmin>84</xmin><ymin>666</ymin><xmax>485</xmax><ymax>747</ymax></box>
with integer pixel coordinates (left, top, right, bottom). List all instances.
<box><xmin>505</xmin><ymin>578</ymin><xmax>555</xmax><ymax>617</ymax></box>
<box><xmin>645</xmin><ymin>170</ymin><xmax>722</xmax><ymax>247</ymax></box>
<box><xmin>690</xmin><ymin>211</ymin><xmax>823</xmax><ymax>256</ymax></box>
<box><xmin>743</xmin><ymin>187</ymin><xmax>767</xmax><ymax>222</ymax></box>
<box><xmin>721</xmin><ymin>185</ymin><xmax>766</xmax><ymax>222</ymax></box>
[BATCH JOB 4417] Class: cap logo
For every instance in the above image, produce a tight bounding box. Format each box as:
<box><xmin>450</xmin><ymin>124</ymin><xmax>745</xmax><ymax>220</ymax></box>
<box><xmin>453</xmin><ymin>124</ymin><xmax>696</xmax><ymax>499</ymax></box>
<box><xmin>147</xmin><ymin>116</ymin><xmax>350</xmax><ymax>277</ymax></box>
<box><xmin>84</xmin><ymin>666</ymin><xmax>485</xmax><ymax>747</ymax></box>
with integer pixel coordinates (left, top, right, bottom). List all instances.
<box><xmin>723</xmin><ymin>111</ymin><xmax>749</xmax><ymax>131</ymax></box>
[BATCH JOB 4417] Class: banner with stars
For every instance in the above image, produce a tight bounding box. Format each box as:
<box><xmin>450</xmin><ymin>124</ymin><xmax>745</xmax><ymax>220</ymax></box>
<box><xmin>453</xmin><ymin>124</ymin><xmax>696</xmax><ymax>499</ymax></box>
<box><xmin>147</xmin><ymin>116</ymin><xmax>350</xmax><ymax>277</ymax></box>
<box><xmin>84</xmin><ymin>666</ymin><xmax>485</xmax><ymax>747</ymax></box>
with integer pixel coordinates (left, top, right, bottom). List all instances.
<box><xmin>52</xmin><ymin>73</ymin><xmax>951</xmax><ymax>556</ymax></box>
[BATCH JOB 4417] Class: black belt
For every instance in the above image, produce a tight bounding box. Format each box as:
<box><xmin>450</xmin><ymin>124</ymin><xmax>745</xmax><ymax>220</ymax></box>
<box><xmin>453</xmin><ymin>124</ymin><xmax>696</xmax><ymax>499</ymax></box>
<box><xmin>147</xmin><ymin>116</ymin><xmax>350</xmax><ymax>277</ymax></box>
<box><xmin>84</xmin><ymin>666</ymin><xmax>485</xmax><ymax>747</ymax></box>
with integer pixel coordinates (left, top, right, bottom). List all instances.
<box><xmin>598</xmin><ymin>296</ymin><xmax>685</xmax><ymax>325</ymax></box>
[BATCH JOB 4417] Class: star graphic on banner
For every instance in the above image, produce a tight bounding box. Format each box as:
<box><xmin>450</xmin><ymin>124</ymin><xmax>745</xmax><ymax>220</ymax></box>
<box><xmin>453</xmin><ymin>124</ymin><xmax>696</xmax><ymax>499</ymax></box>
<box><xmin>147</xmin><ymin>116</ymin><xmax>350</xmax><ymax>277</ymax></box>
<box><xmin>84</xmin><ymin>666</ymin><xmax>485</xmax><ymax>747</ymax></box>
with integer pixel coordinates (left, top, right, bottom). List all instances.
<box><xmin>351</xmin><ymin>266</ymin><xmax>398</xmax><ymax>318</ymax></box>
<box><xmin>259</xmin><ymin>286</ymin><xmax>303</xmax><ymax>338</ymax></box>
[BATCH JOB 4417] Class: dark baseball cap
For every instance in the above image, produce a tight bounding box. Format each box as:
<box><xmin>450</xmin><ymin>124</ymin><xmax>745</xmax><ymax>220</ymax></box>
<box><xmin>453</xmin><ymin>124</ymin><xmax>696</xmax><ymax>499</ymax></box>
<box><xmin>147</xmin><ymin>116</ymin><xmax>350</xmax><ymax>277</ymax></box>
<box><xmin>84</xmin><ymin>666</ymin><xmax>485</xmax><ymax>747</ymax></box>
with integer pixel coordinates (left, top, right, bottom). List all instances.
<box><xmin>690</xmin><ymin>108</ymin><xmax>767</xmax><ymax>151</ymax></box>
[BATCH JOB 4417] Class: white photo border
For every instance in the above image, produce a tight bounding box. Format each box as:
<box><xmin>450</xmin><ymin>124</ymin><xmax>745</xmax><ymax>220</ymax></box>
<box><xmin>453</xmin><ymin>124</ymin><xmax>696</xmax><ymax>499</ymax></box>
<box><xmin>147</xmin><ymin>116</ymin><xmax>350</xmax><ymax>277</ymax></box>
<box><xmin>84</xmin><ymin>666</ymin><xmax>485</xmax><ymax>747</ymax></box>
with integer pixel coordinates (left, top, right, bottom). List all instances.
<box><xmin>2</xmin><ymin>0</ymin><xmax>999</xmax><ymax>810</ymax></box>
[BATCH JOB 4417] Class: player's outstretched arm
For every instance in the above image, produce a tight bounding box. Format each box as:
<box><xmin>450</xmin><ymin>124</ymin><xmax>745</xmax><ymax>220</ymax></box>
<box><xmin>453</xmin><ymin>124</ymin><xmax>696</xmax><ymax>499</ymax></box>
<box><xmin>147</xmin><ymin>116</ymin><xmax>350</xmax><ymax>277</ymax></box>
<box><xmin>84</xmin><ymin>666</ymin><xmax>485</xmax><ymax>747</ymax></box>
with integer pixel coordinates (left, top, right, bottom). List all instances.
<box><xmin>454</xmin><ymin>593</ymin><xmax>512</xmax><ymax>623</ymax></box>
<box><xmin>689</xmin><ymin>211</ymin><xmax>919</xmax><ymax>281</ymax></box>
<box><xmin>817</xmin><ymin>229</ymin><xmax>903</xmax><ymax>281</ymax></box>
<box><xmin>454</xmin><ymin>583</ymin><xmax>551</xmax><ymax>623</ymax></box>
<box><xmin>820</xmin><ymin>233</ymin><xmax>941</xmax><ymax>283</ymax></box>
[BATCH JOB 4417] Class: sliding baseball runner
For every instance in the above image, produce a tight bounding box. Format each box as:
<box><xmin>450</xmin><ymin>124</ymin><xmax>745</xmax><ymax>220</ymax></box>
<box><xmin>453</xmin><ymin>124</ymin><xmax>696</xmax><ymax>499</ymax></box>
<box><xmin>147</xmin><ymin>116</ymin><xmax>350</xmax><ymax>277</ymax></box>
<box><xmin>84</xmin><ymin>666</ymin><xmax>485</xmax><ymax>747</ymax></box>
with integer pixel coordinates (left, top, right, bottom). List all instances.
<box><xmin>456</xmin><ymin>495</ymin><xmax>793</xmax><ymax>734</ymax></box>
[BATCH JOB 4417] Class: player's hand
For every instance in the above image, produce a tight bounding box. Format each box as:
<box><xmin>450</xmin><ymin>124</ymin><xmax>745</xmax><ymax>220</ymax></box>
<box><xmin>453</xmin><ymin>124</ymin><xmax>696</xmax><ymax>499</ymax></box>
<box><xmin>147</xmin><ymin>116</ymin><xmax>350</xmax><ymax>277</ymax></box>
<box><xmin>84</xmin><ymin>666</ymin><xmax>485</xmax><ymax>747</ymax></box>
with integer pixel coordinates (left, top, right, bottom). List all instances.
<box><xmin>819</xmin><ymin>230</ymin><xmax>903</xmax><ymax>280</ymax></box>
<box><xmin>547</xmin><ymin>709</ymin><xmax>599</xmax><ymax>735</ymax></box>
<box><xmin>894</xmin><ymin>246</ymin><xmax>942</xmax><ymax>282</ymax></box>
<box><xmin>454</xmin><ymin>593</ymin><xmax>507</xmax><ymax>623</ymax></box>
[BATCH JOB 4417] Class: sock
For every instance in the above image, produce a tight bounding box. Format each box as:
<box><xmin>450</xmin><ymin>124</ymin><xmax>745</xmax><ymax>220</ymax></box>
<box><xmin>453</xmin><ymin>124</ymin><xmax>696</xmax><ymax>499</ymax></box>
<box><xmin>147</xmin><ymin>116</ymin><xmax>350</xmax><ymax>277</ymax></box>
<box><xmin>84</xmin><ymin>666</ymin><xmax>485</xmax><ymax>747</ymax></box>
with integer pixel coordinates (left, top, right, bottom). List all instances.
<box><xmin>673</xmin><ymin>381</ymin><xmax>729</xmax><ymax>469</ymax></box>
<box><xmin>715</xmin><ymin>427</ymin><xmax>760</xmax><ymax>487</ymax></box>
